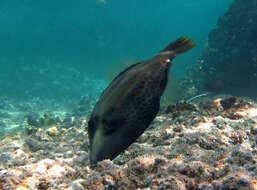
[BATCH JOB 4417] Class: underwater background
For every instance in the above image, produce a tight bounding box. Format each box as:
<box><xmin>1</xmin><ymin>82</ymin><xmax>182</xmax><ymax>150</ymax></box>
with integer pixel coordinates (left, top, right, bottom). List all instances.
<box><xmin>0</xmin><ymin>0</ymin><xmax>233</xmax><ymax>100</ymax></box>
<box><xmin>1</xmin><ymin>1</ymin><xmax>257</xmax><ymax>189</ymax></box>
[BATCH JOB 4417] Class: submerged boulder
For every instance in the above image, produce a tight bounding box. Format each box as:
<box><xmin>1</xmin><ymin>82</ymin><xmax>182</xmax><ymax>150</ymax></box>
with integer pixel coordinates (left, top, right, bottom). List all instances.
<box><xmin>185</xmin><ymin>0</ymin><xmax>257</xmax><ymax>98</ymax></box>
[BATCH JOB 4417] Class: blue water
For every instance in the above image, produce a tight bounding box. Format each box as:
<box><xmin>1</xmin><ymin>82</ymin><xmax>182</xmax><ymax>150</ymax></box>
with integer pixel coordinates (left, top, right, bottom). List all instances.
<box><xmin>0</xmin><ymin>0</ymin><xmax>234</xmax><ymax>102</ymax></box>
<box><xmin>0</xmin><ymin>0</ymin><xmax>232</xmax><ymax>73</ymax></box>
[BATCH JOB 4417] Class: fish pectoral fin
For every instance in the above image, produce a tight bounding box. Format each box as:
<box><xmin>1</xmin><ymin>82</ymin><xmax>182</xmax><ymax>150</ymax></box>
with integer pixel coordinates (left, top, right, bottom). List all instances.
<box><xmin>102</xmin><ymin>116</ymin><xmax>126</xmax><ymax>135</ymax></box>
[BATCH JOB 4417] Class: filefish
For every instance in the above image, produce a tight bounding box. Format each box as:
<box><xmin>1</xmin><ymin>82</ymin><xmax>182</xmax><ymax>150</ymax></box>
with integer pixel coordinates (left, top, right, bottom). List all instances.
<box><xmin>88</xmin><ymin>37</ymin><xmax>195</xmax><ymax>164</ymax></box>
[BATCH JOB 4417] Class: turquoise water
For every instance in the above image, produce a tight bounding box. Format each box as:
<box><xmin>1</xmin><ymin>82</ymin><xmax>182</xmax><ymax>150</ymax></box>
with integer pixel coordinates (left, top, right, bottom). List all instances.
<box><xmin>0</xmin><ymin>0</ymin><xmax>237</xmax><ymax>137</ymax></box>
<box><xmin>7</xmin><ymin>0</ymin><xmax>257</xmax><ymax>108</ymax></box>
<box><xmin>0</xmin><ymin>0</ymin><xmax>232</xmax><ymax>79</ymax></box>
<box><xmin>1</xmin><ymin>2</ymin><xmax>257</xmax><ymax>188</ymax></box>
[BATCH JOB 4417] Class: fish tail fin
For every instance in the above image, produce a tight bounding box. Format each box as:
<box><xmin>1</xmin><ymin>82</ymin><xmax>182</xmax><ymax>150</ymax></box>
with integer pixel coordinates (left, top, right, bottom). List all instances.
<box><xmin>160</xmin><ymin>36</ymin><xmax>195</xmax><ymax>57</ymax></box>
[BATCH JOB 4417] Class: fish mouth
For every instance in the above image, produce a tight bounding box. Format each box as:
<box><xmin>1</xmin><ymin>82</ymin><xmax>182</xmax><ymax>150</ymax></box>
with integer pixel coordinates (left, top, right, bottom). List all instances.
<box><xmin>89</xmin><ymin>148</ymin><xmax>120</xmax><ymax>165</ymax></box>
<box><xmin>89</xmin><ymin>127</ymin><xmax>134</xmax><ymax>164</ymax></box>
<box><xmin>89</xmin><ymin>151</ymin><xmax>103</xmax><ymax>165</ymax></box>
<box><xmin>89</xmin><ymin>129</ymin><xmax>106</xmax><ymax>164</ymax></box>
<box><xmin>89</xmin><ymin>128</ymin><xmax>120</xmax><ymax>164</ymax></box>
<box><xmin>89</xmin><ymin>156</ymin><xmax>97</xmax><ymax>165</ymax></box>
<box><xmin>89</xmin><ymin>142</ymin><xmax>117</xmax><ymax>164</ymax></box>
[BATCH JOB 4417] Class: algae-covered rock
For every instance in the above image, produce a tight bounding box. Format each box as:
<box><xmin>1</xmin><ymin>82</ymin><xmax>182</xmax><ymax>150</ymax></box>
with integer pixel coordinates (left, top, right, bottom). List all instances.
<box><xmin>24</xmin><ymin>124</ymin><xmax>38</xmax><ymax>135</ymax></box>
<box><xmin>183</xmin><ymin>0</ymin><xmax>257</xmax><ymax>99</ymax></box>
<box><xmin>46</xmin><ymin>126</ymin><xmax>61</xmax><ymax>137</ymax></box>
<box><xmin>38</xmin><ymin>113</ymin><xmax>61</xmax><ymax>127</ymax></box>
<box><xmin>25</xmin><ymin>113</ymin><xmax>62</xmax><ymax>136</ymax></box>
<box><xmin>0</xmin><ymin>96</ymin><xmax>256</xmax><ymax>189</ymax></box>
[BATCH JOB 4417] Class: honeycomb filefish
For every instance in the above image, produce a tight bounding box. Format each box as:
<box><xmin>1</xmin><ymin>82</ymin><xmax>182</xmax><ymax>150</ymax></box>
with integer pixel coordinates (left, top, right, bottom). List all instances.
<box><xmin>88</xmin><ymin>37</ymin><xmax>195</xmax><ymax>164</ymax></box>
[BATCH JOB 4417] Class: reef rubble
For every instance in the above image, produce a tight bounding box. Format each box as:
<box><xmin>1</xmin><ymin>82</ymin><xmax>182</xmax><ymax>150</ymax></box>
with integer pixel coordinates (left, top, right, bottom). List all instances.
<box><xmin>0</xmin><ymin>96</ymin><xmax>256</xmax><ymax>190</ymax></box>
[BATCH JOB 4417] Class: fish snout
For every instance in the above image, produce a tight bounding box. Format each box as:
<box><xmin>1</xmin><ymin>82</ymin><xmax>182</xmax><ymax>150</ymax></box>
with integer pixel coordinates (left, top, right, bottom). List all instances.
<box><xmin>89</xmin><ymin>151</ymin><xmax>101</xmax><ymax>165</ymax></box>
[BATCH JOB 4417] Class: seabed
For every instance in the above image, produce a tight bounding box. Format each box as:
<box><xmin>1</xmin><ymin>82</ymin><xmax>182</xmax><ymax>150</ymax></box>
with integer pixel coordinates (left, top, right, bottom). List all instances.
<box><xmin>0</xmin><ymin>94</ymin><xmax>256</xmax><ymax>190</ymax></box>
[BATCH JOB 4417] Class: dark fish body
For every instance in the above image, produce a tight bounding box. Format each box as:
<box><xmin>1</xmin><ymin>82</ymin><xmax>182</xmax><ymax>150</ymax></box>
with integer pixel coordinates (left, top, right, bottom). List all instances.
<box><xmin>88</xmin><ymin>37</ymin><xmax>195</xmax><ymax>164</ymax></box>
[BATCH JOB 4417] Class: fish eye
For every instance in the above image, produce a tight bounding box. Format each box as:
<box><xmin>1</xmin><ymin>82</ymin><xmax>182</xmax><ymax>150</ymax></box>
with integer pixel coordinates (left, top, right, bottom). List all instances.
<box><xmin>102</xmin><ymin>118</ymin><xmax>108</xmax><ymax>125</ymax></box>
<box><xmin>88</xmin><ymin>116</ymin><xmax>100</xmax><ymax>129</ymax></box>
<box><xmin>88</xmin><ymin>118</ymin><xmax>96</xmax><ymax>127</ymax></box>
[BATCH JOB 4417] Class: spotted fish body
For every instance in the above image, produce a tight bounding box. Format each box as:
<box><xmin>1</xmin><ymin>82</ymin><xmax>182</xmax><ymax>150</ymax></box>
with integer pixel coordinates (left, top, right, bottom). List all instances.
<box><xmin>88</xmin><ymin>37</ymin><xmax>195</xmax><ymax>164</ymax></box>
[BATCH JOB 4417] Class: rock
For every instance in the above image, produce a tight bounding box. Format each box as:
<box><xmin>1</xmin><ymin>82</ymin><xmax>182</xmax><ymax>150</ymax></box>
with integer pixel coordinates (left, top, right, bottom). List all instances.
<box><xmin>221</xmin><ymin>172</ymin><xmax>256</xmax><ymax>190</ymax></box>
<box><xmin>0</xmin><ymin>96</ymin><xmax>256</xmax><ymax>189</ymax></box>
<box><xmin>220</xmin><ymin>96</ymin><xmax>238</xmax><ymax>110</ymax></box>
<box><xmin>46</xmin><ymin>126</ymin><xmax>60</xmax><ymax>137</ymax></box>
<box><xmin>0</xmin><ymin>152</ymin><xmax>12</xmax><ymax>161</ymax></box>
<box><xmin>173</xmin><ymin>125</ymin><xmax>182</xmax><ymax>133</ymax></box>
<box><xmin>212</xmin><ymin>116</ymin><xmax>227</xmax><ymax>129</ymax></box>
<box><xmin>64</xmin><ymin>151</ymin><xmax>74</xmax><ymax>158</ymax></box>
<box><xmin>72</xmin><ymin>151</ymin><xmax>89</xmax><ymax>166</ymax></box>
<box><xmin>71</xmin><ymin>179</ymin><xmax>86</xmax><ymax>190</ymax></box>
<box><xmin>165</xmin><ymin>128</ymin><xmax>175</xmax><ymax>138</ymax></box>
<box><xmin>25</xmin><ymin>137</ymin><xmax>42</xmax><ymax>152</ymax></box>
<box><xmin>184</xmin><ymin>0</ymin><xmax>257</xmax><ymax>98</ymax></box>
<box><xmin>251</xmin><ymin>124</ymin><xmax>257</xmax><ymax>135</ymax></box>
<box><xmin>197</xmin><ymin>183</ymin><xmax>214</xmax><ymax>190</ymax></box>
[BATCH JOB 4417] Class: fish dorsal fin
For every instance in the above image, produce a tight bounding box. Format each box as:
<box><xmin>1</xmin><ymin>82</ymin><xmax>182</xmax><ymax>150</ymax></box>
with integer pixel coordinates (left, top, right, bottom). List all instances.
<box><xmin>110</xmin><ymin>62</ymin><xmax>140</xmax><ymax>83</ymax></box>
